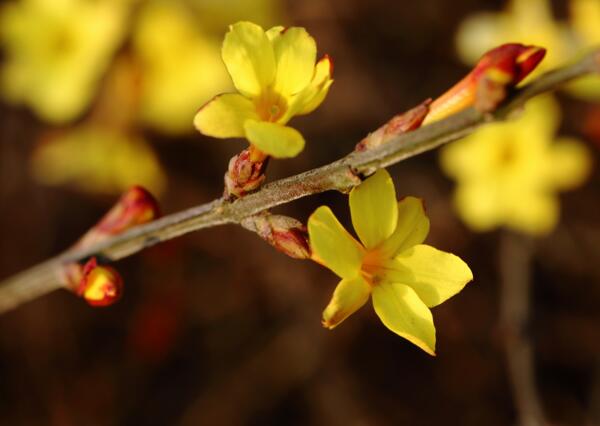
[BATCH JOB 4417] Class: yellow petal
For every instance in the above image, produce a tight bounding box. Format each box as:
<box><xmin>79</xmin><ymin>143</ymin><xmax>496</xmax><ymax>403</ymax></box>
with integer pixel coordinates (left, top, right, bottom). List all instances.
<box><xmin>322</xmin><ymin>276</ymin><xmax>371</xmax><ymax>329</ymax></box>
<box><xmin>222</xmin><ymin>21</ymin><xmax>275</xmax><ymax>98</ymax></box>
<box><xmin>307</xmin><ymin>206</ymin><xmax>365</xmax><ymax>279</ymax></box>
<box><xmin>244</xmin><ymin>120</ymin><xmax>305</xmax><ymax>158</ymax></box>
<box><xmin>272</xmin><ymin>27</ymin><xmax>317</xmax><ymax>96</ymax></box>
<box><xmin>570</xmin><ymin>0</ymin><xmax>600</xmax><ymax>44</ymax></box>
<box><xmin>545</xmin><ymin>137</ymin><xmax>592</xmax><ymax>190</ymax></box>
<box><xmin>285</xmin><ymin>55</ymin><xmax>333</xmax><ymax>120</ymax></box>
<box><xmin>453</xmin><ymin>182</ymin><xmax>502</xmax><ymax>232</ymax></box>
<box><xmin>379</xmin><ymin>196</ymin><xmax>430</xmax><ymax>258</ymax></box>
<box><xmin>266</xmin><ymin>25</ymin><xmax>284</xmax><ymax>41</ymax></box>
<box><xmin>0</xmin><ymin>0</ymin><xmax>127</xmax><ymax>123</ymax></box>
<box><xmin>383</xmin><ymin>244</ymin><xmax>473</xmax><ymax>308</ymax></box>
<box><xmin>349</xmin><ymin>169</ymin><xmax>398</xmax><ymax>250</ymax></box>
<box><xmin>30</xmin><ymin>127</ymin><xmax>166</xmax><ymax>196</ymax></box>
<box><xmin>133</xmin><ymin>1</ymin><xmax>232</xmax><ymax>134</ymax></box>
<box><xmin>455</xmin><ymin>12</ymin><xmax>506</xmax><ymax>64</ymax></box>
<box><xmin>505</xmin><ymin>192</ymin><xmax>559</xmax><ymax>235</ymax></box>
<box><xmin>372</xmin><ymin>282</ymin><xmax>436</xmax><ymax>355</ymax></box>
<box><xmin>564</xmin><ymin>75</ymin><xmax>600</xmax><ymax>102</ymax></box>
<box><xmin>194</xmin><ymin>93</ymin><xmax>258</xmax><ymax>138</ymax></box>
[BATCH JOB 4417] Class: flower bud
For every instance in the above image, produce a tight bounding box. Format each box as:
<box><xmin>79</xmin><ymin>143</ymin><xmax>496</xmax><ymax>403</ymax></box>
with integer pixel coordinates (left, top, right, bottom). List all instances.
<box><xmin>242</xmin><ymin>214</ymin><xmax>310</xmax><ymax>259</ymax></box>
<box><xmin>224</xmin><ymin>148</ymin><xmax>269</xmax><ymax>198</ymax></box>
<box><xmin>356</xmin><ymin>100</ymin><xmax>431</xmax><ymax>151</ymax></box>
<box><xmin>76</xmin><ymin>185</ymin><xmax>160</xmax><ymax>248</ymax></box>
<box><xmin>62</xmin><ymin>187</ymin><xmax>156</xmax><ymax>306</ymax></box>
<box><xmin>75</xmin><ymin>258</ymin><xmax>123</xmax><ymax>307</ymax></box>
<box><xmin>426</xmin><ymin>43</ymin><xmax>546</xmax><ymax>124</ymax></box>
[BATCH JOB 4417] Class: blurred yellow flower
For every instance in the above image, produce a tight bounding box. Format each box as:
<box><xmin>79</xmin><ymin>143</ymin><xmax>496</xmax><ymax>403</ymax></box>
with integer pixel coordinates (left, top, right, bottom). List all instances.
<box><xmin>0</xmin><ymin>0</ymin><xmax>128</xmax><ymax>123</ymax></box>
<box><xmin>568</xmin><ymin>0</ymin><xmax>600</xmax><ymax>99</ymax></box>
<box><xmin>440</xmin><ymin>95</ymin><xmax>592</xmax><ymax>235</ymax></box>
<box><xmin>133</xmin><ymin>1</ymin><xmax>231</xmax><ymax>134</ymax></box>
<box><xmin>194</xmin><ymin>21</ymin><xmax>333</xmax><ymax>159</ymax></box>
<box><xmin>455</xmin><ymin>0</ymin><xmax>600</xmax><ymax>99</ymax></box>
<box><xmin>31</xmin><ymin>127</ymin><xmax>166</xmax><ymax>196</ymax></box>
<box><xmin>308</xmin><ymin>170</ymin><xmax>473</xmax><ymax>355</ymax></box>
<box><xmin>571</xmin><ymin>0</ymin><xmax>600</xmax><ymax>44</ymax></box>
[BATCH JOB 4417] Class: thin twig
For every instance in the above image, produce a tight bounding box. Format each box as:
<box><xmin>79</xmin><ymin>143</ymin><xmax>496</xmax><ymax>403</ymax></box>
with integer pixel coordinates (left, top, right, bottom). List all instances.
<box><xmin>499</xmin><ymin>232</ymin><xmax>546</xmax><ymax>426</ymax></box>
<box><xmin>0</xmin><ymin>49</ymin><xmax>598</xmax><ymax>314</ymax></box>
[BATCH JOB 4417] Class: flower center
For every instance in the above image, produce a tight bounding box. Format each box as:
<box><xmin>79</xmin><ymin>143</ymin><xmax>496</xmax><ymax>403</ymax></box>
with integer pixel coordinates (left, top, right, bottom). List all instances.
<box><xmin>360</xmin><ymin>249</ymin><xmax>386</xmax><ymax>287</ymax></box>
<box><xmin>496</xmin><ymin>139</ymin><xmax>518</xmax><ymax>169</ymax></box>
<box><xmin>255</xmin><ymin>89</ymin><xmax>287</xmax><ymax>122</ymax></box>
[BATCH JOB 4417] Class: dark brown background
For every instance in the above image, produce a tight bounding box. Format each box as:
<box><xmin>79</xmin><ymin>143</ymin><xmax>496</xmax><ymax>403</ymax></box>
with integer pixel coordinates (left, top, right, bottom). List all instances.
<box><xmin>1</xmin><ymin>0</ymin><xmax>599</xmax><ymax>425</ymax></box>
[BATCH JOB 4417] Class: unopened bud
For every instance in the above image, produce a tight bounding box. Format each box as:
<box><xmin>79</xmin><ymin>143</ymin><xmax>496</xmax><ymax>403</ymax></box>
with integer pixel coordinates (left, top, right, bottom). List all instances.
<box><xmin>242</xmin><ymin>214</ymin><xmax>310</xmax><ymax>259</ymax></box>
<box><xmin>356</xmin><ymin>100</ymin><xmax>431</xmax><ymax>151</ymax></box>
<box><xmin>62</xmin><ymin>187</ymin><xmax>157</xmax><ymax>306</ymax></box>
<box><xmin>76</xmin><ymin>258</ymin><xmax>123</xmax><ymax>307</ymax></box>
<box><xmin>224</xmin><ymin>148</ymin><xmax>269</xmax><ymax>199</ymax></box>
<box><xmin>425</xmin><ymin>43</ymin><xmax>546</xmax><ymax>124</ymax></box>
<box><xmin>76</xmin><ymin>186</ymin><xmax>160</xmax><ymax>248</ymax></box>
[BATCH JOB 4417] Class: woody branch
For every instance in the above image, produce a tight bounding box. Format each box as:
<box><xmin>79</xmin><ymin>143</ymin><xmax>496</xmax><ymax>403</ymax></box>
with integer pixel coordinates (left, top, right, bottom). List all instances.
<box><xmin>0</xmin><ymin>48</ymin><xmax>598</xmax><ymax>314</ymax></box>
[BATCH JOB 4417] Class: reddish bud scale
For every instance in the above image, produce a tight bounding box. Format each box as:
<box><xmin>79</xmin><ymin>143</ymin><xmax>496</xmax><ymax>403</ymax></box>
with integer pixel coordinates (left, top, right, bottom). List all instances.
<box><xmin>242</xmin><ymin>214</ymin><xmax>311</xmax><ymax>259</ymax></box>
<box><xmin>224</xmin><ymin>148</ymin><xmax>269</xmax><ymax>198</ymax></box>
<box><xmin>270</xmin><ymin>227</ymin><xmax>311</xmax><ymax>259</ymax></box>
<box><xmin>76</xmin><ymin>186</ymin><xmax>161</xmax><ymax>248</ymax></box>
<box><xmin>356</xmin><ymin>100</ymin><xmax>431</xmax><ymax>151</ymax></box>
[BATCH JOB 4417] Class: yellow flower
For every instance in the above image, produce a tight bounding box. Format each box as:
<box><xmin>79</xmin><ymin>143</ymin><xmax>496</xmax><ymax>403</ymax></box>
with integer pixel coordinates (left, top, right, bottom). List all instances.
<box><xmin>568</xmin><ymin>0</ymin><xmax>600</xmax><ymax>99</ymax></box>
<box><xmin>440</xmin><ymin>95</ymin><xmax>592</xmax><ymax>235</ymax></box>
<box><xmin>571</xmin><ymin>0</ymin><xmax>600</xmax><ymax>44</ymax></box>
<box><xmin>455</xmin><ymin>0</ymin><xmax>600</xmax><ymax>99</ymax></box>
<box><xmin>30</xmin><ymin>126</ymin><xmax>166</xmax><ymax>196</ymax></box>
<box><xmin>0</xmin><ymin>0</ymin><xmax>127</xmax><ymax>123</ymax></box>
<box><xmin>133</xmin><ymin>1</ymin><xmax>231</xmax><ymax>134</ymax></box>
<box><xmin>307</xmin><ymin>170</ymin><xmax>473</xmax><ymax>355</ymax></box>
<box><xmin>194</xmin><ymin>21</ymin><xmax>333</xmax><ymax>159</ymax></box>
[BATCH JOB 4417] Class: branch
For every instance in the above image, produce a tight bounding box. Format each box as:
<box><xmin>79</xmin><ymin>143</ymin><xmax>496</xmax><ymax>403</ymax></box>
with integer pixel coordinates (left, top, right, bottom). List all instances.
<box><xmin>1</xmin><ymin>49</ymin><xmax>598</xmax><ymax>314</ymax></box>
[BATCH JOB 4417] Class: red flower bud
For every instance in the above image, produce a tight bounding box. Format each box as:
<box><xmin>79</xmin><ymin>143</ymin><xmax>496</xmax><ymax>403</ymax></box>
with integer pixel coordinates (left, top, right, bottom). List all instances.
<box><xmin>76</xmin><ymin>186</ymin><xmax>160</xmax><ymax>248</ymax></box>
<box><xmin>425</xmin><ymin>43</ymin><xmax>546</xmax><ymax>124</ymax></box>
<box><xmin>62</xmin><ymin>187</ymin><xmax>157</xmax><ymax>306</ymax></box>
<box><xmin>224</xmin><ymin>148</ymin><xmax>269</xmax><ymax>198</ymax></box>
<box><xmin>76</xmin><ymin>258</ymin><xmax>123</xmax><ymax>307</ymax></box>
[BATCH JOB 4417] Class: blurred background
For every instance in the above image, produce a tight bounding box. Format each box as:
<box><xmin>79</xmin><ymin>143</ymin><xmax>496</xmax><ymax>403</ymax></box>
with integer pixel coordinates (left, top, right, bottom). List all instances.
<box><xmin>0</xmin><ymin>0</ymin><xmax>599</xmax><ymax>424</ymax></box>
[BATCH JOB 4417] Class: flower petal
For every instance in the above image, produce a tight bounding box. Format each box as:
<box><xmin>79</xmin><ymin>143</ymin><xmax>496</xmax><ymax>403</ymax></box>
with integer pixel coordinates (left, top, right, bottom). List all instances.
<box><xmin>322</xmin><ymin>276</ymin><xmax>371</xmax><ymax>329</ymax></box>
<box><xmin>194</xmin><ymin>93</ymin><xmax>259</xmax><ymax>138</ymax></box>
<box><xmin>244</xmin><ymin>120</ymin><xmax>305</xmax><ymax>158</ymax></box>
<box><xmin>505</xmin><ymin>192</ymin><xmax>559</xmax><ymax>236</ymax></box>
<box><xmin>30</xmin><ymin>127</ymin><xmax>166</xmax><ymax>196</ymax></box>
<box><xmin>349</xmin><ymin>169</ymin><xmax>398</xmax><ymax>249</ymax></box>
<box><xmin>308</xmin><ymin>206</ymin><xmax>365</xmax><ymax>279</ymax></box>
<box><xmin>379</xmin><ymin>196</ymin><xmax>430</xmax><ymax>258</ymax></box>
<box><xmin>222</xmin><ymin>21</ymin><xmax>275</xmax><ymax>98</ymax></box>
<box><xmin>455</xmin><ymin>12</ymin><xmax>505</xmax><ymax>64</ymax></box>
<box><xmin>545</xmin><ymin>138</ymin><xmax>592</xmax><ymax>190</ymax></box>
<box><xmin>453</xmin><ymin>181</ymin><xmax>502</xmax><ymax>232</ymax></box>
<box><xmin>285</xmin><ymin>55</ymin><xmax>333</xmax><ymax>120</ymax></box>
<box><xmin>272</xmin><ymin>27</ymin><xmax>317</xmax><ymax>96</ymax></box>
<box><xmin>372</xmin><ymin>282</ymin><xmax>436</xmax><ymax>355</ymax></box>
<box><xmin>382</xmin><ymin>244</ymin><xmax>473</xmax><ymax>308</ymax></box>
<box><xmin>266</xmin><ymin>25</ymin><xmax>284</xmax><ymax>41</ymax></box>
